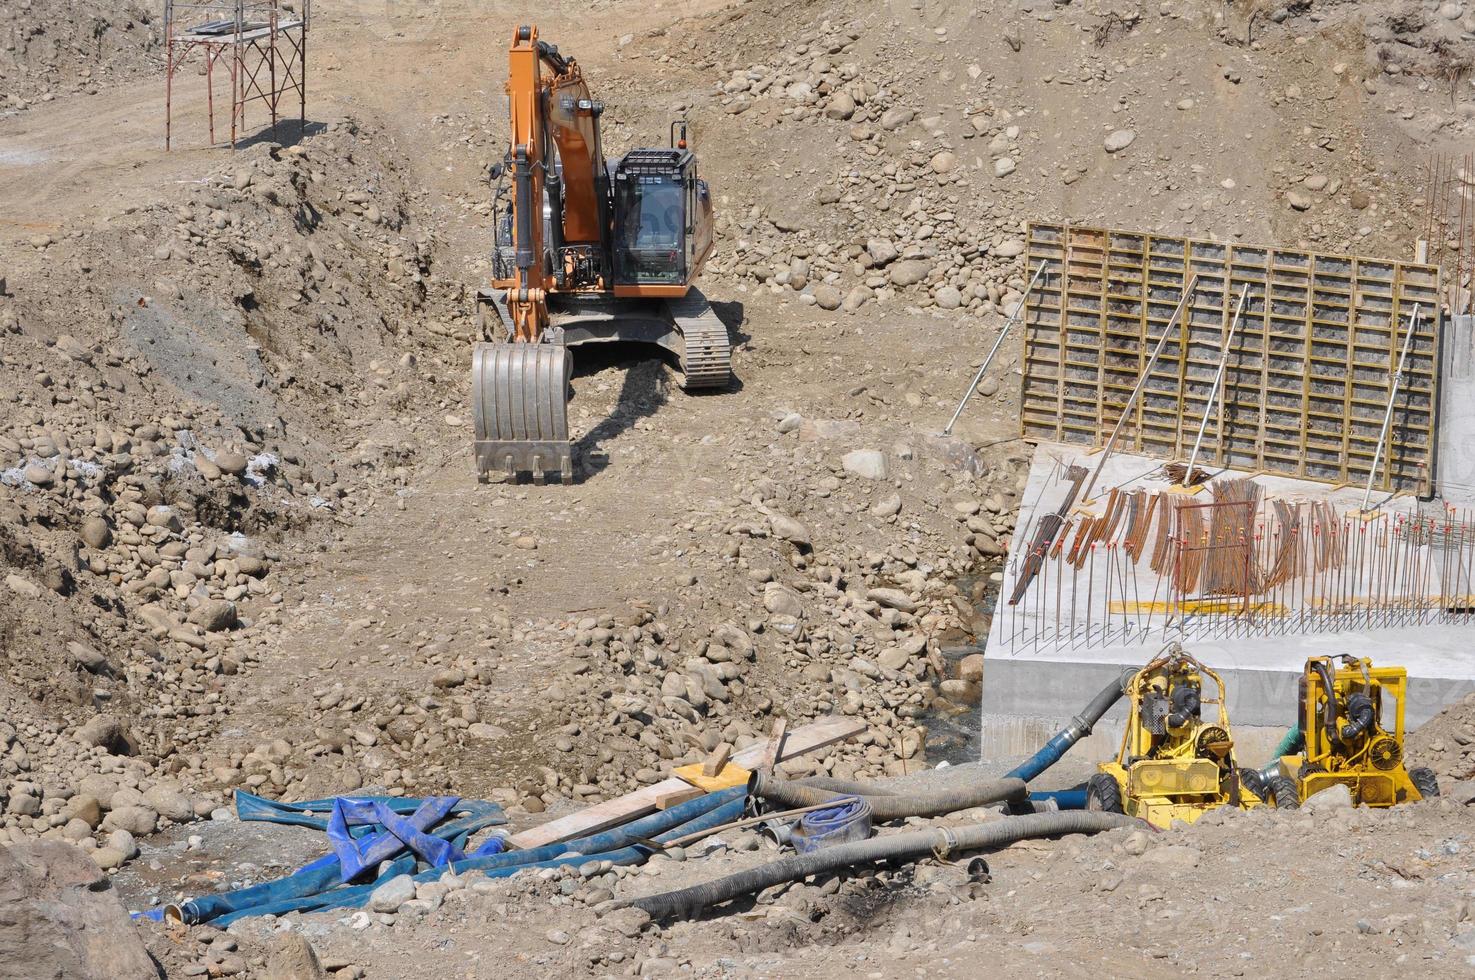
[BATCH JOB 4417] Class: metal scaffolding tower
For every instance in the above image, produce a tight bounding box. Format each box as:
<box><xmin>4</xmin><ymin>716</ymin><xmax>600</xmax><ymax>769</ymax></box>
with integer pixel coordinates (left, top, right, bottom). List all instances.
<box><xmin>164</xmin><ymin>0</ymin><xmax>310</xmax><ymax>149</ymax></box>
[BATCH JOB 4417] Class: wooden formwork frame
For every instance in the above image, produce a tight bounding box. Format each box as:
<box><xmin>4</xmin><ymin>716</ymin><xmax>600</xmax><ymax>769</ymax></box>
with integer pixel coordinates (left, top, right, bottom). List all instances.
<box><xmin>1021</xmin><ymin>223</ymin><xmax>1442</xmax><ymax>493</ymax></box>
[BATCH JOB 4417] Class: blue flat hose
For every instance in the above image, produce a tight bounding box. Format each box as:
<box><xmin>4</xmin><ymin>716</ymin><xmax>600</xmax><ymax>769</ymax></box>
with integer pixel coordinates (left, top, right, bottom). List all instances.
<box><xmin>208</xmin><ymin>790</ymin><xmax>747</xmax><ymax>925</ymax></box>
<box><xmin>800</xmin><ymin>797</ymin><xmax>867</xmax><ymax>836</ymax></box>
<box><xmin>168</xmin><ymin>792</ymin><xmax>508</xmax><ymax>924</ymax></box>
<box><xmin>176</xmin><ymin>789</ymin><xmax>744</xmax><ymax>926</ymax></box>
<box><xmin>791</xmin><ymin>796</ymin><xmax>872</xmax><ymax>853</ymax></box>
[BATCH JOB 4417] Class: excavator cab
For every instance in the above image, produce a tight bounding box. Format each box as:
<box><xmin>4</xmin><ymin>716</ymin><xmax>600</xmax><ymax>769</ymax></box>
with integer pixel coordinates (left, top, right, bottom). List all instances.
<box><xmin>611</xmin><ymin>141</ymin><xmax>714</xmax><ymax>291</ymax></box>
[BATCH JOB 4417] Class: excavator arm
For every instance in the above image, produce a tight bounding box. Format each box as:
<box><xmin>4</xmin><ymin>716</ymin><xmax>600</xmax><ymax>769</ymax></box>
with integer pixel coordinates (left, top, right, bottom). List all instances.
<box><xmin>503</xmin><ymin>25</ymin><xmax>551</xmax><ymax>342</ymax></box>
<box><xmin>500</xmin><ymin>25</ymin><xmax>610</xmax><ymax>340</ymax></box>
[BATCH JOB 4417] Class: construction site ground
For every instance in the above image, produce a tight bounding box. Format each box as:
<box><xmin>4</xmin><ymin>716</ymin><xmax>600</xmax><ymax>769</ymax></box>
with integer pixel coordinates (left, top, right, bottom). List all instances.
<box><xmin>3</xmin><ymin>0</ymin><xmax>1475</xmax><ymax>977</ymax></box>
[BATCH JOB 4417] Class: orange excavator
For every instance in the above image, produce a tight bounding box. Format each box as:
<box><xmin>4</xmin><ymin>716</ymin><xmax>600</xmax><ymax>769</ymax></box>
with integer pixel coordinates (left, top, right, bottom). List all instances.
<box><xmin>472</xmin><ymin>24</ymin><xmax>730</xmax><ymax>482</ymax></box>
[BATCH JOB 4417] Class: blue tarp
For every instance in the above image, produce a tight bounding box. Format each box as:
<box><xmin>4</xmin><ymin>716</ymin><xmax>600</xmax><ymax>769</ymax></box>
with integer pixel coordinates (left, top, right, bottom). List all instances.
<box><xmin>148</xmin><ymin>786</ymin><xmax>745</xmax><ymax>926</ymax></box>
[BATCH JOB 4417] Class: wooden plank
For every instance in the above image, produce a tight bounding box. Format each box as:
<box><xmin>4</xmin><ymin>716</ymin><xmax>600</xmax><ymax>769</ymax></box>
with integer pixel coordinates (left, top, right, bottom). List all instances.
<box><xmin>505</xmin><ymin>716</ymin><xmax>866</xmax><ymax>850</ymax></box>
<box><xmin>701</xmin><ymin>743</ymin><xmax>732</xmax><ymax>778</ymax></box>
<box><xmin>672</xmin><ymin>761</ymin><xmax>750</xmax><ymax>792</ymax></box>
<box><xmin>655</xmin><ymin>786</ymin><xmax>706</xmax><ymax>810</ymax></box>
<box><xmin>760</xmin><ymin>717</ymin><xmax>788</xmax><ymax>771</ymax></box>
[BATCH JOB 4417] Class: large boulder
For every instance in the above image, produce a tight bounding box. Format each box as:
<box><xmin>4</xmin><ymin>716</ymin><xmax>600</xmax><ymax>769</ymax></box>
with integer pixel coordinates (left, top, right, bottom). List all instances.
<box><xmin>143</xmin><ymin>783</ymin><xmax>194</xmax><ymax>822</ymax></box>
<box><xmin>841</xmin><ymin>450</ymin><xmax>888</xmax><ymax>480</ymax></box>
<box><xmin>0</xmin><ymin>842</ymin><xmax>159</xmax><ymax>979</ymax></box>
<box><xmin>888</xmin><ymin>259</ymin><xmax>932</xmax><ymax>287</ymax></box>
<box><xmin>75</xmin><ymin>715</ymin><xmax>134</xmax><ymax>755</ymax></box>
<box><xmin>187</xmin><ymin>599</ymin><xmax>237</xmax><ymax>632</ymax></box>
<box><xmin>265</xmin><ymin>934</ymin><xmax>326</xmax><ymax>980</ymax></box>
<box><xmin>811</xmin><ymin>283</ymin><xmax>843</xmax><ymax>311</ymax></box>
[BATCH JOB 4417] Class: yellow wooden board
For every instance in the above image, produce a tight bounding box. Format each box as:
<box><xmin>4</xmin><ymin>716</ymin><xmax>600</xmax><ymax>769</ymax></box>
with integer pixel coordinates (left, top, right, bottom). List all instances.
<box><xmin>673</xmin><ymin>762</ymin><xmax>751</xmax><ymax>792</ymax></box>
<box><xmin>1110</xmin><ymin>599</ymin><xmax>1286</xmax><ymax>616</ymax></box>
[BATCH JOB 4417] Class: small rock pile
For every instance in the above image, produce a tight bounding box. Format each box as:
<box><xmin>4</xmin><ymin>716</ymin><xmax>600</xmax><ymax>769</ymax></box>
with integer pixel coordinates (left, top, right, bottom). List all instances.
<box><xmin>704</xmin><ymin>22</ymin><xmax>1036</xmax><ymax>317</ymax></box>
<box><xmin>518</xmin><ymin>416</ymin><xmax>1025</xmax><ymax>803</ymax></box>
<box><xmin>1408</xmin><ymin>691</ymin><xmax>1475</xmax><ymax>782</ymax></box>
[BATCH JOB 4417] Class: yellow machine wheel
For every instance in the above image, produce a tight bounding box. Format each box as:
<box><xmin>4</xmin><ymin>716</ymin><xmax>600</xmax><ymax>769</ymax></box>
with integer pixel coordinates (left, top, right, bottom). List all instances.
<box><xmin>1087</xmin><ymin>773</ymin><xmax>1124</xmax><ymax>814</ymax></box>
<box><xmin>1410</xmin><ymin>767</ymin><xmax>1440</xmax><ymax>800</ymax></box>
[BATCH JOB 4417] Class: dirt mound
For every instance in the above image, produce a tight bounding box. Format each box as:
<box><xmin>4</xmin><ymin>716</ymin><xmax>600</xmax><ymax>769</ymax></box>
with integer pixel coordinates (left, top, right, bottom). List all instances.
<box><xmin>1407</xmin><ymin>690</ymin><xmax>1475</xmax><ymax>781</ymax></box>
<box><xmin>0</xmin><ymin>116</ymin><xmax>466</xmax><ymax>851</ymax></box>
<box><xmin>0</xmin><ymin>0</ymin><xmax>162</xmax><ymax>107</ymax></box>
<box><xmin>617</xmin><ymin>0</ymin><xmax>1470</xmax><ymax>329</ymax></box>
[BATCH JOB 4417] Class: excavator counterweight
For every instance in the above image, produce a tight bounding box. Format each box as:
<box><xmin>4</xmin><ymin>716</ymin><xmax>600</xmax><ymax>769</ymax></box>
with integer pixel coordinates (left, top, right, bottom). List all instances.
<box><xmin>471</xmin><ymin>24</ymin><xmax>729</xmax><ymax>482</ymax></box>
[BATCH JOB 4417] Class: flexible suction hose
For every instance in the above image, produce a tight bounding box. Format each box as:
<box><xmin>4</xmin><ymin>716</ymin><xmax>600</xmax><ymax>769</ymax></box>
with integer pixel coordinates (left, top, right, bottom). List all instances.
<box><xmin>795</xmin><ymin>776</ymin><xmax>897</xmax><ymax>796</ymax></box>
<box><xmin>750</xmin><ymin>770</ymin><xmax>1024</xmax><ymax>820</ymax></box>
<box><xmin>1257</xmin><ymin>725</ymin><xmax>1304</xmax><ymax>783</ymax></box>
<box><xmin>1167</xmin><ymin>684</ymin><xmax>1200</xmax><ymax>729</ymax></box>
<box><xmin>1340</xmin><ymin>692</ymin><xmax>1375</xmax><ymax>741</ymax></box>
<box><xmin>1312</xmin><ymin>660</ymin><xmax>1339</xmax><ymax>743</ymax></box>
<box><xmin>1007</xmin><ymin>668</ymin><xmax>1136</xmax><ymax>783</ymax></box>
<box><xmin>752</xmin><ymin>668</ymin><xmax>1128</xmax><ymax>820</ymax></box>
<box><xmin>624</xmin><ymin>810</ymin><xmax>1139</xmax><ymax>920</ymax></box>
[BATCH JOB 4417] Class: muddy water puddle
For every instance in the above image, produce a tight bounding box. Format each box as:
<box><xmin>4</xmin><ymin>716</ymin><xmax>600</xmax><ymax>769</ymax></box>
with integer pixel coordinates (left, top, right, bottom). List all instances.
<box><xmin>921</xmin><ymin>563</ymin><xmax>1001</xmax><ymax>766</ymax></box>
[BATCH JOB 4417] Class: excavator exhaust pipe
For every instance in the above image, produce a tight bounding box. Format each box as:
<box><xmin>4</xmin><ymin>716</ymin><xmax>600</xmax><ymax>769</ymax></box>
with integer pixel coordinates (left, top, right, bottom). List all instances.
<box><xmin>471</xmin><ymin>342</ymin><xmax>574</xmax><ymax>483</ymax></box>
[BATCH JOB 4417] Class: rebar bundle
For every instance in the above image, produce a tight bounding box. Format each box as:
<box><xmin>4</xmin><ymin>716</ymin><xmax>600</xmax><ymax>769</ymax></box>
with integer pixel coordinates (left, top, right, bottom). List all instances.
<box><xmin>999</xmin><ymin>479</ymin><xmax>1475</xmax><ymax>653</ymax></box>
<box><xmin>1423</xmin><ymin>153</ymin><xmax>1475</xmax><ymax>315</ymax></box>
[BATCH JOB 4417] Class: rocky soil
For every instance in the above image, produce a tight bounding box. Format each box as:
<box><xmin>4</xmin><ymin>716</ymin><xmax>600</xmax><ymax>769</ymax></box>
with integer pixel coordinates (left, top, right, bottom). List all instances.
<box><xmin>102</xmin><ymin>772</ymin><xmax>1475</xmax><ymax>979</ymax></box>
<box><xmin>0</xmin><ymin>0</ymin><xmax>162</xmax><ymax>106</ymax></box>
<box><xmin>1</xmin><ymin>0</ymin><xmax>1474</xmax><ymax>977</ymax></box>
<box><xmin>1409</xmin><ymin>690</ymin><xmax>1475</xmax><ymax>781</ymax></box>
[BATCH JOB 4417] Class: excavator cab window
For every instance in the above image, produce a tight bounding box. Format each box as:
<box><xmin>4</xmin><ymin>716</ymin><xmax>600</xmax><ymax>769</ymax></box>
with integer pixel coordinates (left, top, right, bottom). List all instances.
<box><xmin>612</xmin><ymin>149</ymin><xmax>691</xmax><ymax>287</ymax></box>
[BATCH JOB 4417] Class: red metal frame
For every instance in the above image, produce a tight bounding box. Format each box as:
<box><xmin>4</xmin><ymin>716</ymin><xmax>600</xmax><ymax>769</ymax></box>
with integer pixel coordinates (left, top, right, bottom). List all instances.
<box><xmin>165</xmin><ymin>0</ymin><xmax>310</xmax><ymax>150</ymax></box>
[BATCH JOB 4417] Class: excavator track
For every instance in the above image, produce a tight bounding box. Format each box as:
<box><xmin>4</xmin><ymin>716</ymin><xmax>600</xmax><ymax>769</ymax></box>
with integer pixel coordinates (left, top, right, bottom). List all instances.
<box><xmin>666</xmin><ymin>288</ymin><xmax>732</xmax><ymax>391</ymax></box>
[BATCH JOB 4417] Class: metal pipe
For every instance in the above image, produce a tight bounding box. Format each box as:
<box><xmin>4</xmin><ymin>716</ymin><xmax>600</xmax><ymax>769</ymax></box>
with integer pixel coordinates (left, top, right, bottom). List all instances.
<box><xmin>513</xmin><ymin>144</ymin><xmax>535</xmax><ymax>270</ymax></box>
<box><xmin>1081</xmin><ymin>277</ymin><xmax>1200</xmax><ymax>501</ymax></box>
<box><xmin>1183</xmin><ymin>286</ymin><xmax>1250</xmax><ymax>485</ymax></box>
<box><xmin>1360</xmin><ymin>304</ymin><xmax>1421</xmax><ymax>513</ymax></box>
<box><xmin>943</xmin><ymin>260</ymin><xmax>1049</xmax><ymax>435</ymax></box>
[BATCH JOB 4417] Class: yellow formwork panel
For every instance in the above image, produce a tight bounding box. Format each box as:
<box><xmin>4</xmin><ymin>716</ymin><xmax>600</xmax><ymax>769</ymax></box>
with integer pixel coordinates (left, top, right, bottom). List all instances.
<box><xmin>1021</xmin><ymin>223</ymin><xmax>1441</xmax><ymax>492</ymax></box>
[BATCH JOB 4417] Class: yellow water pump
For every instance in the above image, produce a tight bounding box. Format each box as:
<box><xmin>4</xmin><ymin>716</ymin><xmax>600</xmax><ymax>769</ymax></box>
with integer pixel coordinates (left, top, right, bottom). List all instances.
<box><xmin>1087</xmin><ymin>643</ymin><xmax>1282</xmax><ymax>828</ymax></box>
<box><xmin>1265</xmin><ymin>655</ymin><xmax>1440</xmax><ymax>808</ymax></box>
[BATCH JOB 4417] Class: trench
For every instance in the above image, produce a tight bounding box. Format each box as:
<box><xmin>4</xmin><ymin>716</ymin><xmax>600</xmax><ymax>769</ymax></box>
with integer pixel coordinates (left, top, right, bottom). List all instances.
<box><xmin>921</xmin><ymin>560</ymin><xmax>1002</xmax><ymax>766</ymax></box>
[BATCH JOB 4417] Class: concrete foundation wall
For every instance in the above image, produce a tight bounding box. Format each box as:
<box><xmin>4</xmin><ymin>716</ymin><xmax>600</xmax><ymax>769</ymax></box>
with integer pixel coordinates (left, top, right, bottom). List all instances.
<box><xmin>1438</xmin><ymin>314</ymin><xmax>1475</xmax><ymax>502</ymax></box>
<box><xmin>978</xmin><ymin>656</ymin><xmax>1475</xmax><ymax>766</ymax></box>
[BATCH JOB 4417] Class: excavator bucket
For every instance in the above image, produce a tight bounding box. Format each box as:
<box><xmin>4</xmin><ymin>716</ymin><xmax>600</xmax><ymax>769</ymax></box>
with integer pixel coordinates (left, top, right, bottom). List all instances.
<box><xmin>471</xmin><ymin>342</ymin><xmax>573</xmax><ymax>483</ymax></box>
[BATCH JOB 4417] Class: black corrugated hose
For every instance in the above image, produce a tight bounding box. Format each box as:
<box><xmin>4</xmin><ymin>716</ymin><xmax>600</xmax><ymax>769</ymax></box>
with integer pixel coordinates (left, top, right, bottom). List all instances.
<box><xmin>749</xmin><ymin>770</ymin><xmax>1026</xmax><ymax>820</ymax></box>
<box><xmin>624</xmin><ymin>810</ymin><xmax>1139</xmax><ymax>921</ymax></box>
